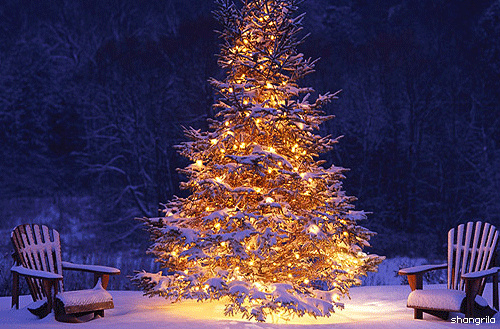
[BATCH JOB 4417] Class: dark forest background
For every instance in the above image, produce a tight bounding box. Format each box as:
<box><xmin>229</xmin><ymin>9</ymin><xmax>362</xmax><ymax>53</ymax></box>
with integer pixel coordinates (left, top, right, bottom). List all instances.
<box><xmin>1</xmin><ymin>0</ymin><xmax>499</xmax><ymax>292</ymax></box>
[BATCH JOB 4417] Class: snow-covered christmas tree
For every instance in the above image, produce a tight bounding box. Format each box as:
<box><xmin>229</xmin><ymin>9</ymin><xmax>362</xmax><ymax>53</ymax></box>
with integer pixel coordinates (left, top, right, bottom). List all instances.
<box><xmin>134</xmin><ymin>0</ymin><xmax>384</xmax><ymax>322</ymax></box>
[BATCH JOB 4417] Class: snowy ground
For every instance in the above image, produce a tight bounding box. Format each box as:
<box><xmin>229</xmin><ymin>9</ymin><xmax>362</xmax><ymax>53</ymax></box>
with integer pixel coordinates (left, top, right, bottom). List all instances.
<box><xmin>1</xmin><ymin>284</ymin><xmax>498</xmax><ymax>328</ymax></box>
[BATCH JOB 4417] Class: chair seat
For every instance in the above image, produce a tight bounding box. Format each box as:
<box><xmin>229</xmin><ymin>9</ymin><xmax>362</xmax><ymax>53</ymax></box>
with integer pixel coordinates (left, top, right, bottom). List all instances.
<box><xmin>55</xmin><ymin>283</ymin><xmax>114</xmax><ymax>314</ymax></box>
<box><xmin>407</xmin><ymin>289</ymin><xmax>465</xmax><ymax>312</ymax></box>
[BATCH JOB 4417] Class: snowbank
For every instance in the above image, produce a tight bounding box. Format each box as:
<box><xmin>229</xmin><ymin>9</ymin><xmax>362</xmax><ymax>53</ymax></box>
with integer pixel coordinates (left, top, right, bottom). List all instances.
<box><xmin>1</xmin><ymin>284</ymin><xmax>498</xmax><ymax>328</ymax></box>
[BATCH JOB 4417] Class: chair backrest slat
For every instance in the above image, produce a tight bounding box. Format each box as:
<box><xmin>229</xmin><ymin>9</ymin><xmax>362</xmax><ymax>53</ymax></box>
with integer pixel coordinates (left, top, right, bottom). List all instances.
<box><xmin>468</xmin><ymin>221</ymin><xmax>482</xmax><ymax>276</ymax></box>
<box><xmin>458</xmin><ymin>222</ymin><xmax>473</xmax><ymax>290</ymax></box>
<box><xmin>52</xmin><ymin>229</ymin><xmax>63</xmax><ymax>275</ymax></box>
<box><xmin>11</xmin><ymin>224</ymin><xmax>64</xmax><ymax>299</ymax></box>
<box><xmin>24</xmin><ymin>225</ymin><xmax>42</xmax><ymax>272</ymax></box>
<box><xmin>41</xmin><ymin>225</ymin><xmax>56</xmax><ymax>274</ymax></box>
<box><xmin>33</xmin><ymin>225</ymin><xmax>49</xmax><ymax>272</ymax></box>
<box><xmin>447</xmin><ymin>227</ymin><xmax>454</xmax><ymax>290</ymax></box>
<box><xmin>447</xmin><ymin>221</ymin><xmax>498</xmax><ymax>292</ymax></box>
<box><xmin>452</xmin><ymin>224</ymin><xmax>464</xmax><ymax>290</ymax></box>
<box><xmin>475</xmin><ymin>223</ymin><xmax>490</xmax><ymax>272</ymax></box>
<box><xmin>480</xmin><ymin>225</ymin><xmax>497</xmax><ymax>271</ymax></box>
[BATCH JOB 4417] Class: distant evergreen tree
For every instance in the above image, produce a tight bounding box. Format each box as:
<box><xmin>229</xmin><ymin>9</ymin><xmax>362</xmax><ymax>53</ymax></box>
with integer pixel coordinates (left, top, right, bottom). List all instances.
<box><xmin>134</xmin><ymin>0</ymin><xmax>383</xmax><ymax>321</ymax></box>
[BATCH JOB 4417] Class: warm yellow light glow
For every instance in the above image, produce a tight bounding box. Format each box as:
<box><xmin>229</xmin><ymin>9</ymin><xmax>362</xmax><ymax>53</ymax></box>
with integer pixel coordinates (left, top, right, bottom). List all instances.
<box><xmin>243</xmin><ymin>99</ymin><xmax>249</xmax><ymax>105</ymax></box>
<box><xmin>270</xmin><ymin>35</ymin><xmax>275</xmax><ymax>40</ymax></box>
<box><xmin>266</xmin><ymin>82</ymin><xmax>273</xmax><ymax>89</ymax></box>
<box><xmin>294</xmin><ymin>253</ymin><xmax>300</xmax><ymax>259</ymax></box>
<box><xmin>255</xmin><ymin>118</ymin><xmax>261</xmax><ymax>124</ymax></box>
<box><xmin>220</xmin><ymin>149</ymin><xmax>225</xmax><ymax>153</ymax></box>
<box><xmin>343</xmin><ymin>231</ymin><xmax>349</xmax><ymax>237</ymax></box>
<box><xmin>267</xmin><ymin>168</ymin><xmax>272</xmax><ymax>174</ymax></box>
<box><xmin>288</xmin><ymin>273</ymin><xmax>293</xmax><ymax>278</ymax></box>
<box><xmin>171</xmin><ymin>251</ymin><xmax>178</xmax><ymax>257</ymax></box>
<box><xmin>269</xmin><ymin>147</ymin><xmax>276</xmax><ymax>153</ymax></box>
<box><xmin>309</xmin><ymin>224</ymin><xmax>320</xmax><ymax>235</ymax></box>
<box><xmin>249</xmin><ymin>260</ymin><xmax>254</xmax><ymax>266</ymax></box>
<box><xmin>243</xmin><ymin>39</ymin><xmax>249</xmax><ymax>44</ymax></box>
<box><xmin>184</xmin><ymin>270</ymin><xmax>189</xmax><ymax>275</ymax></box>
<box><xmin>304</xmin><ymin>278</ymin><xmax>310</xmax><ymax>284</ymax></box>
<box><xmin>210</xmin><ymin>139</ymin><xmax>217</xmax><ymax>145</ymax></box>
<box><xmin>225</xmin><ymin>121</ymin><xmax>230</xmax><ymax>126</ymax></box>
<box><xmin>308</xmin><ymin>178</ymin><xmax>313</xmax><ymax>183</ymax></box>
<box><xmin>300</xmin><ymin>173</ymin><xmax>305</xmax><ymax>178</ymax></box>
<box><xmin>240</xmin><ymin>142</ymin><xmax>246</xmax><ymax>148</ymax></box>
<box><xmin>214</xmin><ymin>222</ymin><xmax>221</xmax><ymax>229</ymax></box>
<box><xmin>215</xmin><ymin>176</ymin><xmax>223</xmax><ymax>183</ymax></box>
<box><xmin>221</xmin><ymin>241</ymin><xmax>227</xmax><ymax>247</ymax></box>
<box><xmin>196</xmin><ymin>160</ymin><xmax>203</xmax><ymax>167</ymax></box>
<box><xmin>265</xmin><ymin>197</ymin><xmax>274</xmax><ymax>203</ymax></box>
<box><xmin>254</xmin><ymin>187</ymin><xmax>261</xmax><ymax>193</ymax></box>
<box><xmin>228</xmin><ymin>87</ymin><xmax>233</xmax><ymax>93</ymax></box>
<box><xmin>287</xmin><ymin>262</ymin><xmax>291</xmax><ymax>267</ymax></box>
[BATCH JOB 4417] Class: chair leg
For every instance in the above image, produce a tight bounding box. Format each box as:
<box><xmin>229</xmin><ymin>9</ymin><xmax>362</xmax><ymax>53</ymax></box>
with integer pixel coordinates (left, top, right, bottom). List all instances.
<box><xmin>465</xmin><ymin>278</ymin><xmax>481</xmax><ymax>318</ymax></box>
<box><xmin>12</xmin><ymin>271</ymin><xmax>19</xmax><ymax>309</ymax></box>
<box><xmin>94</xmin><ymin>274</ymin><xmax>110</xmax><ymax>289</ymax></box>
<box><xmin>408</xmin><ymin>274</ymin><xmax>423</xmax><ymax>291</ymax></box>
<box><xmin>494</xmin><ymin>272</ymin><xmax>499</xmax><ymax>311</ymax></box>
<box><xmin>41</xmin><ymin>279</ymin><xmax>58</xmax><ymax>314</ymax></box>
<box><xmin>414</xmin><ymin>308</ymin><xmax>423</xmax><ymax>319</ymax></box>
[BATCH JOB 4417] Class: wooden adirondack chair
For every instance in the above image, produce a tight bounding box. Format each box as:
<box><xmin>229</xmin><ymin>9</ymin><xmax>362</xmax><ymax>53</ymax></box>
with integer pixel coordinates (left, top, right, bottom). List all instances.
<box><xmin>398</xmin><ymin>221</ymin><xmax>499</xmax><ymax>320</ymax></box>
<box><xmin>11</xmin><ymin>224</ymin><xmax>120</xmax><ymax>322</ymax></box>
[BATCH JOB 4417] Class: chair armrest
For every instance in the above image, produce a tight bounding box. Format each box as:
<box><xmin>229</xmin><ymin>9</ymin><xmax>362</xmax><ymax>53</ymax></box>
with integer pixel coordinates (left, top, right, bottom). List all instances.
<box><xmin>398</xmin><ymin>263</ymin><xmax>447</xmax><ymax>276</ymax></box>
<box><xmin>462</xmin><ymin>267</ymin><xmax>500</xmax><ymax>317</ymax></box>
<box><xmin>62</xmin><ymin>261</ymin><xmax>120</xmax><ymax>275</ymax></box>
<box><xmin>11</xmin><ymin>265</ymin><xmax>63</xmax><ymax>280</ymax></box>
<box><xmin>461</xmin><ymin>267</ymin><xmax>500</xmax><ymax>280</ymax></box>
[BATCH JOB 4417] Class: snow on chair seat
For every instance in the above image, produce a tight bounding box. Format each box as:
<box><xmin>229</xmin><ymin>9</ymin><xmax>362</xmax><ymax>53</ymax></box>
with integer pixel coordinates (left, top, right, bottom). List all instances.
<box><xmin>407</xmin><ymin>289</ymin><xmax>465</xmax><ymax>312</ymax></box>
<box><xmin>56</xmin><ymin>280</ymin><xmax>114</xmax><ymax>315</ymax></box>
